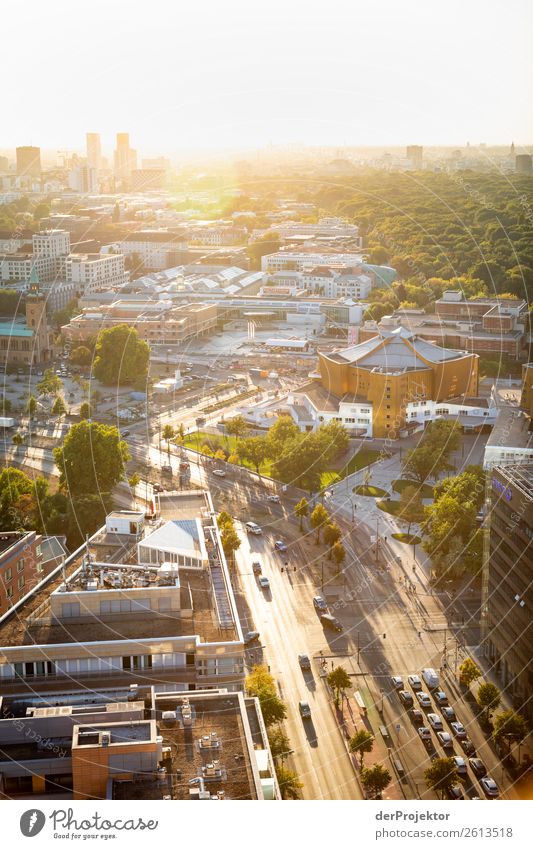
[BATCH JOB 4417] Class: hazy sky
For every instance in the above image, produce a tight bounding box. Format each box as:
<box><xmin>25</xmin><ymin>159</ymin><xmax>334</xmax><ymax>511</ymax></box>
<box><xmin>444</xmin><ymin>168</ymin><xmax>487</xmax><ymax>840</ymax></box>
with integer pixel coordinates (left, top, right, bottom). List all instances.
<box><xmin>3</xmin><ymin>0</ymin><xmax>532</xmax><ymax>155</ymax></box>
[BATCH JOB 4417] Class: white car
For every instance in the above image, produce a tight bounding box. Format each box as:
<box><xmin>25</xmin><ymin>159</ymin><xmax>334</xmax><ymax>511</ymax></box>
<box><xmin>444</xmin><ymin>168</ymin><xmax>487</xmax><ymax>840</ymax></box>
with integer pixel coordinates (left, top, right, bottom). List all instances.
<box><xmin>212</xmin><ymin>469</ymin><xmax>226</xmax><ymax>477</ymax></box>
<box><xmin>258</xmin><ymin>576</ymin><xmax>270</xmax><ymax>590</ymax></box>
<box><xmin>416</xmin><ymin>692</ymin><xmax>432</xmax><ymax>709</ymax></box>
<box><xmin>245</xmin><ymin>522</ymin><xmax>262</xmax><ymax>535</ymax></box>
<box><xmin>427</xmin><ymin>713</ymin><xmax>443</xmax><ymax>730</ymax></box>
<box><xmin>408</xmin><ymin>674</ymin><xmax>422</xmax><ymax>691</ymax></box>
<box><xmin>480</xmin><ymin>777</ymin><xmax>499</xmax><ymax>798</ymax></box>
<box><xmin>266</xmin><ymin>494</ymin><xmax>280</xmax><ymax>503</ymax></box>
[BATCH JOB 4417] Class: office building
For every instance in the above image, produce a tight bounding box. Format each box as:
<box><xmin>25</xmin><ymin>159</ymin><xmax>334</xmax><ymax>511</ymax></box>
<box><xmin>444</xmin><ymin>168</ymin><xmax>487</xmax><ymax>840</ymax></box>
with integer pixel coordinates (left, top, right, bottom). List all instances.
<box><xmin>86</xmin><ymin>132</ymin><xmax>102</xmax><ymax>171</ymax></box>
<box><xmin>406</xmin><ymin>145</ymin><xmax>423</xmax><ymax>169</ymax></box>
<box><xmin>0</xmin><ymin>157</ymin><xmax>9</xmax><ymax>173</ymax></box>
<box><xmin>114</xmin><ymin>133</ymin><xmax>137</xmax><ymax>182</ymax></box>
<box><xmin>16</xmin><ymin>146</ymin><xmax>41</xmax><ymax>177</ymax></box>
<box><xmin>483</xmin><ymin>464</ymin><xmax>533</xmax><ymax>721</ymax></box>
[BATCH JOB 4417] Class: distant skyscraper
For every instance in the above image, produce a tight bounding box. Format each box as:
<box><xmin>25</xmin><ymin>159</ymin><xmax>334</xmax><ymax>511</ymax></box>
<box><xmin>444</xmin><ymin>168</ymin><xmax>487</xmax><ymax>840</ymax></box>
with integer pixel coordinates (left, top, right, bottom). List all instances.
<box><xmin>114</xmin><ymin>133</ymin><xmax>137</xmax><ymax>182</ymax></box>
<box><xmin>86</xmin><ymin>133</ymin><xmax>102</xmax><ymax>171</ymax></box>
<box><xmin>0</xmin><ymin>156</ymin><xmax>9</xmax><ymax>173</ymax></box>
<box><xmin>16</xmin><ymin>146</ymin><xmax>41</xmax><ymax>177</ymax></box>
<box><xmin>406</xmin><ymin>145</ymin><xmax>423</xmax><ymax>169</ymax></box>
<box><xmin>516</xmin><ymin>154</ymin><xmax>532</xmax><ymax>174</ymax></box>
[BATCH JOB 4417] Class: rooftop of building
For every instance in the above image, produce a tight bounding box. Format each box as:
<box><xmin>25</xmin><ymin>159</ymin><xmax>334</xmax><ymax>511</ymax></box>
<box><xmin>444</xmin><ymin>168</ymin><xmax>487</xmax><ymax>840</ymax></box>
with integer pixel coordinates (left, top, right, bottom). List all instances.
<box><xmin>486</xmin><ymin>406</ymin><xmax>533</xmax><ymax>450</ymax></box>
<box><xmin>494</xmin><ymin>463</ymin><xmax>533</xmax><ymax>501</ymax></box>
<box><xmin>0</xmin><ymin>531</ymin><xmax>30</xmax><ymax>557</ymax></box>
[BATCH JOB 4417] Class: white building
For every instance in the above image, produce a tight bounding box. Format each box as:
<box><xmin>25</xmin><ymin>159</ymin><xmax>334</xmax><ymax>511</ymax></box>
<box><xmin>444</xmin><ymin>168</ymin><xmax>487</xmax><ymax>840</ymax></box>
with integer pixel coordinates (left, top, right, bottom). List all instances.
<box><xmin>33</xmin><ymin>230</ymin><xmax>71</xmax><ymax>259</ymax></box>
<box><xmin>61</xmin><ymin>252</ymin><xmax>126</xmax><ymax>295</ymax></box>
<box><xmin>261</xmin><ymin>251</ymin><xmax>364</xmax><ymax>274</ymax></box>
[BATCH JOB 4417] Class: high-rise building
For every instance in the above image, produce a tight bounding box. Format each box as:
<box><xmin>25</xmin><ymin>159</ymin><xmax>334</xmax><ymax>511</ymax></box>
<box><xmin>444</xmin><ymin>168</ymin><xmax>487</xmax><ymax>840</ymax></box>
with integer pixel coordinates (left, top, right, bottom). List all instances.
<box><xmin>0</xmin><ymin>156</ymin><xmax>9</xmax><ymax>173</ymax></box>
<box><xmin>16</xmin><ymin>146</ymin><xmax>41</xmax><ymax>177</ymax></box>
<box><xmin>114</xmin><ymin>132</ymin><xmax>137</xmax><ymax>182</ymax></box>
<box><xmin>406</xmin><ymin>145</ymin><xmax>423</xmax><ymax>169</ymax></box>
<box><xmin>516</xmin><ymin>154</ymin><xmax>532</xmax><ymax>174</ymax></box>
<box><xmin>483</xmin><ymin>464</ymin><xmax>533</xmax><ymax>721</ymax></box>
<box><xmin>86</xmin><ymin>132</ymin><xmax>102</xmax><ymax>171</ymax></box>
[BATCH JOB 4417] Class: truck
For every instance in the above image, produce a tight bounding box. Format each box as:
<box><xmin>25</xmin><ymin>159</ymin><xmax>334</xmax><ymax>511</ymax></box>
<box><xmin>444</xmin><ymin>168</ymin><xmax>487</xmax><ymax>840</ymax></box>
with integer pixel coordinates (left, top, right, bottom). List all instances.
<box><xmin>0</xmin><ymin>418</ymin><xmax>16</xmax><ymax>429</ymax></box>
<box><xmin>421</xmin><ymin>667</ymin><xmax>440</xmax><ymax>690</ymax></box>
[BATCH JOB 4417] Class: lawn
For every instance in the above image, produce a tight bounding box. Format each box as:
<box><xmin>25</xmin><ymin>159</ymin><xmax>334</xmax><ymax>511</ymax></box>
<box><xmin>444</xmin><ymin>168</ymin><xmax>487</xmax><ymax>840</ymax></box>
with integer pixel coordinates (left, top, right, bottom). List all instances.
<box><xmin>183</xmin><ymin>430</ymin><xmax>273</xmax><ymax>475</ymax></box>
<box><xmin>320</xmin><ymin>449</ymin><xmax>382</xmax><ymax>487</ymax></box>
<box><xmin>377</xmin><ymin>498</ymin><xmax>424</xmax><ymax>524</ymax></box>
<box><xmin>392</xmin><ymin>532</ymin><xmax>421</xmax><ymax>545</ymax></box>
<box><xmin>392</xmin><ymin>479</ymin><xmax>434</xmax><ymax>499</ymax></box>
<box><xmin>354</xmin><ymin>484</ymin><xmax>388</xmax><ymax>497</ymax></box>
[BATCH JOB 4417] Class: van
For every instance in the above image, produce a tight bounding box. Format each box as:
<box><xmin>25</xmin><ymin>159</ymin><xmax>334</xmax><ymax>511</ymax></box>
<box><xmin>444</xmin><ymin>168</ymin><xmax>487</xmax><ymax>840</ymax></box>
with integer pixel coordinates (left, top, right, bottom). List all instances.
<box><xmin>392</xmin><ymin>758</ymin><xmax>405</xmax><ymax>778</ymax></box>
<box><xmin>422</xmin><ymin>667</ymin><xmax>440</xmax><ymax>690</ymax></box>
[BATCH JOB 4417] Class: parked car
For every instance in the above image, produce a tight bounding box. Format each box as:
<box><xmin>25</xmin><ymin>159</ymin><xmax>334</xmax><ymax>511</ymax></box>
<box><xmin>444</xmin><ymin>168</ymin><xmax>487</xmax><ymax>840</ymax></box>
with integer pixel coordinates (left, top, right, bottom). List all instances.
<box><xmin>416</xmin><ymin>692</ymin><xmax>432</xmax><ymax>709</ymax></box>
<box><xmin>450</xmin><ymin>721</ymin><xmax>467</xmax><ymax>739</ymax></box>
<box><xmin>433</xmin><ymin>691</ymin><xmax>448</xmax><ymax>706</ymax></box>
<box><xmin>442</xmin><ymin>706</ymin><xmax>457</xmax><ymax>722</ymax></box>
<box><xmin>266</xmin><ymin>494</ymin><xmax>280</xmax><ymax>503</ymax></box>
<box><xmin>418</xmin><ymin>726</ymin><xmax>431</xmax><ymax>740</ymax></box>
<box><xmin>298</xmin><ymin>654</ymin><xmax>311</xmax><ymax>670</ymax></box>
<box><xmin>452</xmin><ymin>756</ymin><xmax>468</xmax><ymax>774</ymax></box>
<box><xmin>212</xmin><ymin>469</ymin><xmax>226</xmax><ymax>477</ymax></box>
<box><xmin>390</xmin><ymin>676</ymin><xmax>404</xmax><ymax>690</ymax></box>
<box><xmin>399</xmin><ymin>690</ymin><xmax>414</xmax><ymax>707</ymax></box>
<box><xmin>480</xmin><ymin>777</ymin><xmax>499</xmax><ymax>798</ymax></box>
<box><xmin>274</xmin><ymin>540</ymin><xmax>287</xmax><ymax>552</ymax></box>
<box><xmin>427</xmin><ymin>713</ymin><xmax>443</xmax><ymax>731</ymax></box>
<box><xmin>320</xmin><ymin>613</ymin><xmax>342</xmax><ymax>632</ymax></box>
<box><xmin>313</xmin><ymin>596</ymin><xmax>328</xmax><ymax>612</ymax></box>
<box><xmin>408</xmin><ymin>674</ymin><xmax>422</xmax><ymax>691</ymax></box>
<box><xmin>447</xmin><ymin>784</ymin><xmax>464</xmax><ymax>800</ymax></box>
<box><xmin>469</xmin><ymin>758</ymin><xmax>487</xmax><ymax>777</ymax></box>
<box><xmin>258</xmin><ymin>576</ymin><xmax>270</xmax><ymax>590</ymax></box>
<box><xmin>244</xmin><ymin>631</ymin><xmax>260</xmax><ymax>644</ymax></box>
<box><xmin>299</xmin><ymin>700</ymin><xmax>311</xmax><ymax>719</ymax></box>
<box><xmin>252</xmin><ymin>561</ymin><xmax>262</xmax><ymax>575</ymax></box>
<box><xmin>408</xmin><ymin>709</ymin><xmax>425</xmax><ymax>726</ymax></box>
<box><xmin>437</xmin><ymin>731</ymin><xmax>453</xmax><ymax>749</ymax></box>
<box><xmin>459</xmin><ymin>738</ymin><xmax>476</xmax><ymax>756</ymax></box>
<box><xmin>245</xmin><ymin>522</ymin><xmax>262</xmax><ymax>535</ymax></box>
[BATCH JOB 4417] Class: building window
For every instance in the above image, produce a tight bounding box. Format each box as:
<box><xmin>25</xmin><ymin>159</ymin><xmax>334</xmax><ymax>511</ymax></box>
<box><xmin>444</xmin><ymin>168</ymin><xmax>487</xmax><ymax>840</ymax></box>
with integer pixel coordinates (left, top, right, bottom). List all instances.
<box><xmin>17</xmin><ymin>576</ymin><xmax>25</xmax><ymax>590</ymax></box>
<box><xmin>4</xmin><ymin>568</ymin><xmax>12</xmax><ymax>582</ymax></box>
<box><xmin>17</xmin><ymin>559</ymin><xmax>24</xmax><ymax>573</ymax></box>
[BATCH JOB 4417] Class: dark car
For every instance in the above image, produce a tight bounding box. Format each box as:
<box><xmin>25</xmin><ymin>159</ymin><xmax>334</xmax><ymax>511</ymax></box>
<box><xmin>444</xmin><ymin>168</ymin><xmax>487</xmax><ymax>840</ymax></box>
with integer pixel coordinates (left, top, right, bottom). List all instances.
<box><xmin>408</xmin><ymin>708</ymin><xmax>425</xmax><ymax>726</ymax></box>
<box><xmin>299</xmin><ymin>700</ymin><xmax>311</xmax><ymax>719</ymax></box>
<box><xmin>398</xmin><ymin>690</ymin><xmax>414</xmax><ymax>707</ymax></box>
<box><xmin>469</xmin><ymin>758</ymin><xmax>487</xmax><ymax>777</ymax></box>
<box><xmin>274</xmin><ymin>540</ymin><xmax>288</xmax><ymax>552</ymax></box>
<box><xmin>244</xmin><ymin>631</ymin><xmax>260</xmax><ymax>644</ymax></box>
<box><xmin>320</xmin><ymin>613</ymin><xmax>342</xmax><ymax>632</ymax></box>
<box><xmin>460</xmin><ymin>738</ymin><xmax>476</xmax><ymax>756</ymax></box>
<box><xmin>252</xmin><ymin>561</ymin><xmax>262</xmax><ymax>575</ymax></box>
<box><xmin>298</xmin><ymin>654</ymin><xmax>311</xmax><ymax>670</ymax></box>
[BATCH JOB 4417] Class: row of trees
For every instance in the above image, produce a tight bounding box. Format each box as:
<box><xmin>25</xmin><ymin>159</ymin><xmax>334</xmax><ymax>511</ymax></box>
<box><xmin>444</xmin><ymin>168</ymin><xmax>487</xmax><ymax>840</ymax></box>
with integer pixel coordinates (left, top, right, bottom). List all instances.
<box><xmin>295</xmin><ymin>498</ymin><xmax>346</xmax><ymax>569</ymax></box>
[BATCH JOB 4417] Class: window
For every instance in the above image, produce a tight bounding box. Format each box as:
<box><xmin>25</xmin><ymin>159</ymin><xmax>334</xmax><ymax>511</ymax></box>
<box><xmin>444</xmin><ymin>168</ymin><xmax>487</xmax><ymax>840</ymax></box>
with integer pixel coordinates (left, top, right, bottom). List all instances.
<box><xmin>17</xmin><ymin>575</ymin><xmax>25</xmax><ymax>590</ymax></box>
<box><xmin>62</xmin><ymin>602</ymin><xmax>80</xmax><ymax>618</ymax></box>
<box><xmin>6</xmin><ymin>586</ymin><xmax>13</xmax><ymax>598</ymax></box>
<box><xmin>17</xmin><ymin>559</ymin><xmax>24</xmax><ymax>573</ymax></box>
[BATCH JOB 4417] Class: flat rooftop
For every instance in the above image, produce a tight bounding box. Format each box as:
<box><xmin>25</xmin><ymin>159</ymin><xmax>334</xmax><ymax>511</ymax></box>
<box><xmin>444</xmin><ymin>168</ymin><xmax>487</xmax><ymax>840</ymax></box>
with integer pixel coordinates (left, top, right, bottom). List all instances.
<box><xmin>486</xmin><ymin>406</ymin><xmax>533</xmax><ymax>450</ymax></box>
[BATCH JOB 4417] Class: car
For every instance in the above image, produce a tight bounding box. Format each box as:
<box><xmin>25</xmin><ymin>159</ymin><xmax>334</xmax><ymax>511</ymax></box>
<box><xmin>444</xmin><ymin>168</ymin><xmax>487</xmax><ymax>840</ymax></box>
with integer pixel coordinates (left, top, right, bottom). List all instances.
<box><xmin>245</xmin><ymin>522</ymin><xmax>262</xmax><ymax>535</ymax></box>
<box><xmin>469</xmin><ymin>758</ymin><xmax>487</xmax><ymax>777</ymax></box>
<box><xmin>266</xmin><ymin>494</ymin><xmax>280</xmax><ymax>503</ymax></box>
<box><xmin>433</xmin><ymin>690</ymin><xmax>448</xmax><ymax>706</ymax></box>
<box><xmin>153</xmin><ymin>483</ymin><xmax>164</xmax><ymax>493</ymax></box>
<box><xmin>244</xmin><ymin>631</ymin><xmax>260</xmax><ymax>644</ymax></box>
<box><xmin>212</xmin><ymin>469</ymin><xmax>226</xmax><ymax>477</ymax></box>
<box><xmin>416</xmin><ymin>692</ymin><xmax>432</xmax><ymax>709</ymax></box>
<box><xmin>399</xmin><ymin>690</ymin><xmax>414</xmax><ymax>707</ymax></box>
<box><xmin>427</xmin><ymin>713</ymin><xmax>443</xmax><ymax>731</ymax></box>
<box><xmin>441</xmin><ymin>706</ymin><xmax>457</xmax><ymax>722</ymax></box>
<box><xmin>452</xmin><ymin>756</ymin><xmax>467</xmax><ymax>774</ymax></box>
<box><xmin>252</xmin><ymin>561</ymin><xmax>262</xmax><ymax>574</ymax></box>
<box><xmin>450</xmin><ymin>721</ymin><xmax>467</xmax><ymax>739</ymax></box>
<box><xmin>122</xmin><ymin>429</ymin><xmax>130</xmax><ymax>437</ymax></box>
<box><xmin>408</xmin><ymin>708</ymin><xmax>425</xmax><ymax>726</ymax></box>
<box><xmin>390</xmin><ymin>676</ymin><xmax>404</xmax><ymax>690</ymax></box>
<box><xmin>274</xmin><ymin>540</ymin><xmax>287</xmax><ymax>552</ymax></box>
<box><xmin>299</xmin><ymin>700</ymin><xmax>311</xmax><ymax>719</ymax></box>
<box><xmin>298</xmin><ymin>654</ymin><xmax>311</xmax><ymax>670</ymax></box>
<box><xmin>313</xmin><ymin>596</ymin><xmax>328</xmax><ymax>612</ymax></box>
<box><xmin>447</xmin><ymin>784</ymin><xmax>464</xmax><ymax>800</ymax></box>
<box><xmin>437</xmin><ymin>731</ymin><xmax>453</xmax><ymax>749</ymax></box>
<box><xmin>408</xmin><ymin>674</ymin><xmax>422</xmax><ymax>691</ymax></box>
<box><xmin>258</xmin><ymin>576</ymin><xmax>270</xmax><ymax>590</ymax></box>
<box><xmin>480</xmin><ymin>777</ymin><xmax>499</xmax><ymax>798</ymax></box>
<box><xmin>417</xmin><ymin>726</ymin><xmax>431</xmax><ymax>740</ymax></box>
<box><xmin>460</xmin><ymin>739</ymin><xmax>476</xmax><ymax>756</ymax></box>
<box><xmin>320</xmin><ymin>613</ymin><xmax>342</xmax><ymax>632</ymax></box>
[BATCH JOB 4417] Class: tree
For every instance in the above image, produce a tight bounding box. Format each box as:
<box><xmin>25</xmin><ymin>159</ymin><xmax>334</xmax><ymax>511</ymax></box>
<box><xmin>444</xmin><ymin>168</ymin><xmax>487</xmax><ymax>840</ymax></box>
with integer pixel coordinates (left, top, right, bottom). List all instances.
<box><xmin>246</xmin><ymin>665</ymin><xmax>287</xmax><ymax>726</ymax></box>
<box><xmin>349</xmin><ymin>729</ymin><xmax>374</xmax><ymax>769</ymax></box>
<box><xmin>397</xmin><ymin>485</ymin><xmax>424</xmax><ymax>533</ymax></box>
<box><xmin>33</xmin><ymin>201</ymin><xmax>50</xmax><ymax>221</ymax></box>
<box><xmin>310</xmin><ymin>503</ymin><xmax>329</xmax><ymax>544</ymax></box>
<box><xmin>247</xmin><ymin>231</ymin><xmax>281</xmax><ymax>269</ymax></box>
<box><xmin>295</xmin><ymin>497</ymin><xmax>309</xmax><ymax>530</ymax></box>
<box><xmin>323</xmin><ymin>522</ymin><xmax>341</xmax><ymax>557</ymax></box>
<box><xmin>162</xmin><ymin>424</ymin><xmax>175</xmax><ymax>460</ymax></box>
<box><xmin>26</xmin><ymin>395</ymin><xmax>38</xmax><ymax>417</ymax></box>
<box><xmin>327</xmin><ymin>665</ymin><xmax>351</xmax><ymax>708</ymax></box>
<box><xmin>175</xmin><ymin>423</ymin><xmax>186</xmax><ymax>445</ymax></box>
<box><xmin>477</xmin><ymin>682</ymin><xmax>501</xmax><ymax>723</ymax></box>
<box><xmin>69</xmin><ymin>345</ymin><xmax>92</xmax><ymax>367</ymax></box>
<box><xmin>51</xmin><ymin>396</ymin><xmax>66</xmax><ymax>417</ymax></box>
<box><xmin>237</xmin><ymin>435</ymin><xmax>269</xmax><ymax>474</ymax></box>
<box><xmin>458</xmin><ymin>658</ymin><xmax>481</xmax><ymax>688</ymax></box>
<box><xmin>1</xmin><ymin>397</ymin><xmax>12</xmax><ymax>416</ymax></box>
<box><xmin>424</xmin><ymin>757</ymin><xmax>462</xmax><ymax>799</ymax></box>
<box><xmin>224</xmin><ymin>415</ymin><xmax>250</xmax><ymax>440</ymax></box>
<box><xmin>53</xmin><ymin>421</ymin><xmax>130</xmax><ymax>496</ymax></box>
<box><xmin>12</xmin><ymin>433</ymin><xmax>25</xmax><ymax>447</ymax></box>
<box><xmin>37</xmin><ymin>369</ymin><xmax>62</xmax><ymax>398</ymax></box>
<box><xmin>361</xmin><ymin>764</ymin><xmax>392</xmax><ymax>799</ymax></box>
<box><xmin>0</xmin><ymin>468</ymin><xmax>66</xmax><ymax>535</ymax></box>
<box><xmin>217</xmin><ymin>511</ymin><xmax>241</xmax><ymax>561</ymax></box>
<box><xmin>267</xmin><ymin>727</ymin><xmax>292</xmax><ymax>761</ymax></box>
<box><xmin>52</xmin><ymin>299</ymin><xmax>79</xmax><ymax>329</ymax></box>
<box><xmin>128</xmin><ymin>473</ymin><xmax>140</xmax><ymax>489</ymax></box>
<box><xmin>66</xmin><ymin>492</ymin><xmax>113</xmax><ymax>549</ymax></box>
<box><xmin>493</xmin><ymin>710</ymin><xmax>528</xmax><ymax>754</ymax></box>
<box><xmin>93</xmin><ymin>324</ymin><xmax>149</xmax><ymax>386</ymax></box>
<box><xmin>275</xmin><ymin>765</ymin><xmax>303</xmax><ymax>800</ymax></box>
<box><xmin>332</xmin><ymin>541</ymin><xmax>346</xmax><ymax>573</ymax></box>
<box><xmin>79</xmin><ymin>402</ymin><xmax>92</xmax><ymax>420</ymax></box>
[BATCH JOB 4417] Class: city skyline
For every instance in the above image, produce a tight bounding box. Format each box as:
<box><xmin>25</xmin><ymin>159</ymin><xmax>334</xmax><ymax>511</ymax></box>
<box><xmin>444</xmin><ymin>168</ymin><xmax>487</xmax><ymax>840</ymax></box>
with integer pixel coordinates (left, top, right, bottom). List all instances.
<box><xmin>2</xmin><ymin>0</ymin><xmax>532</xmax><ymax>152</ymax></box>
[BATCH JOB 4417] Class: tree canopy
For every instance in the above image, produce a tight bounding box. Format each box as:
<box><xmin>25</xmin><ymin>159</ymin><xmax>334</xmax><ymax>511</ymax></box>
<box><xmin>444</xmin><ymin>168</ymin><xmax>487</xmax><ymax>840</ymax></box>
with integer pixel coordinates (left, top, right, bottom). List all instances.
<box><xmin>246</xmin><ymin>664</ymin><xmax>287</xmax><ymax>726</ymax></box>
<box><xmin>93</xmin><ymin>324</ymin><xmax>149</xmax><ymax>386</ymax></box>
<box><xmin>53</xmin><ymin>421</ymin><xmax>130</xmax><ymax>496</ymax></box>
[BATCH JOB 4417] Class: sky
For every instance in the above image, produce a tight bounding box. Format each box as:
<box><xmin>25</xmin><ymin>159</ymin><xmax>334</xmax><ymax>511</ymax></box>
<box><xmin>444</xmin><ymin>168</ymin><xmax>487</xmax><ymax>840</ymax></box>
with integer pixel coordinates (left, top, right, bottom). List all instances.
<box><xmin>2</xmin><ymin>0</ymin><xmax>532</xmax><ymax>156</ymax></box>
